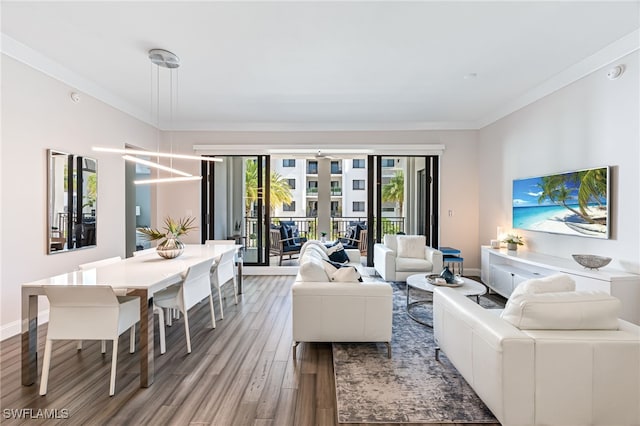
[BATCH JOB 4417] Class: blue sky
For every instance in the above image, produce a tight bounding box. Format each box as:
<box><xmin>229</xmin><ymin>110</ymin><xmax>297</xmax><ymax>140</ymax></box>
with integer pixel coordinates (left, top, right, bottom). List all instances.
<box><xmin>512</xmin><ymin>175</ymin><xmax>579</xmax><ymax>207</ymax></box>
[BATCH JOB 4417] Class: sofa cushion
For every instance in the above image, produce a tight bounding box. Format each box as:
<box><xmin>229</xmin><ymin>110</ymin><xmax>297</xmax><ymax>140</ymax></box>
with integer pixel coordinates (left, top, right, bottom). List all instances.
<box><xmin>500</xmin><ymin>291</ymin><xmax>622</xmax><ymax>330</ymax></box>
<box><xmin>383</xmin><ymin>234</ymin><xmax>397</xmax><ymax>252</ymax></box>
<box><xmin>510</xmin><ymin>273</ymin><xmax>576</xmax><ymax>300</ymax></box>
<box><xmin>299</xmin><ymin>240</ymin><xmax>328</xmax><ymax>259</ymax></box>
<box><xmin>327</xmin><ymin>242</ymin><xmax>349</xmax><ymax>263</ymax></box>
<box><xmin>298</xmin><ymin>255</ymin><xmax>330</xmax><ymax>282</ymax></box>
<box><xmin>397</xmin><ymin>235</ymin><xmax>426</xmax><ymax>259</ymax></box>
<box><xmin>396</xmin><ymin>257</ymin><xmax>433</xmax><ymax>272</ymax></box>
<box><xmin>301</xmin><ymin>243</ymin><xmax>329</xmax><ymax>262</ymax></box>
<box><xmin>323</xmin><ymin>260</ymin><xmax>362</xmax><ymax>282</ymax></box>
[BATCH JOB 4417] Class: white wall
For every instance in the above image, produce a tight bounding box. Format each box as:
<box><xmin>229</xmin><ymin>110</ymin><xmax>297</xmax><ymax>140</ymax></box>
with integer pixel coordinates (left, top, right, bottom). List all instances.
<box><xmin>478</xmin><ymin>52</ymin><xmax>639</xmax><ymax>274</ymax></box>
<box><xmin>1</xmin><ymin>56</ymin><xmax>158</xmax><ymax>338</ymax></box>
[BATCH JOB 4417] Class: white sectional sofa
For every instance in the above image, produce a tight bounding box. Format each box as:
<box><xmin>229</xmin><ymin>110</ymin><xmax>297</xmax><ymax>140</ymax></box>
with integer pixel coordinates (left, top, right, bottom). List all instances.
<box><xmin>291</xmin><ymin>241</ymin><xmax>393</xmax><ymax>358</ymax></box>
<box><xmin>373</xmin><ymin>234</ymin><xmax>443</xmax><ymax>282</ymax></box>
<box><xmin>433</xmin><ymin>274</ymin><xmax>640</xmax><ymax>426</ymax></box>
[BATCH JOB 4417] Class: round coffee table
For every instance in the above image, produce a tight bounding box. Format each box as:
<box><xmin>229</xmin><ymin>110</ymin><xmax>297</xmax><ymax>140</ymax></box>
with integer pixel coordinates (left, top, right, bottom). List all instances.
<box><xmin>406</xmin><ymin>274</ymin><xmax>487</xmax><ymax>327</ymax></box>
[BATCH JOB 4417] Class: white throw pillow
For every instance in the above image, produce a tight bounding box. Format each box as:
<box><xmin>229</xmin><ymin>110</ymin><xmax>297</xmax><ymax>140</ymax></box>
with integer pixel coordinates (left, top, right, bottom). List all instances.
<box><xmin>396</xmin><ymin>235</ymin><xmax>426</xmax><ymax>259</ymax></box>
<box><xmin>383</xmin><ymin>234</ymin><xmax>397</xmax><ymax>252</ymax></box>
<box><xmin>299</xmin><ymin>240</ymin><xmax>328</xmax><ymax>259</ymax></box>
<box><xmin>298</xmin><ymin>256</ymin><xmax>329</xmax><ymax>282</ymax></box>
<box><xmin>501</xmin><ymin>291</ymin><xmax>621</xmax><ymax>330</ymax></box>
<box><xmin>323</xmin><ymin>260</ymin><xmax>362</xmax><ymax>282</ymax></box>
<box><xmin>509</xmin><ymin>273</ymin><xmax>576</xmax><ymax>300</ymax></box>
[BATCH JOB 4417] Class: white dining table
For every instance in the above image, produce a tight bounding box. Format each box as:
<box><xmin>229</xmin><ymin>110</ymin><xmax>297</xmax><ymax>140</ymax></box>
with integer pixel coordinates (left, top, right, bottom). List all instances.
<box><xmin>21</xmin><ymin>243</ymin><xmax>241</xmax><ymax>388</ymax></box>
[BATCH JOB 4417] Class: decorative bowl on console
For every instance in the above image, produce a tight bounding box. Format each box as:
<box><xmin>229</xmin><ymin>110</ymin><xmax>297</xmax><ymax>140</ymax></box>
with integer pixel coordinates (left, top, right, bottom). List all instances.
<box><xmin>571</xmin><ymin>254</ymin><xmax>612</xmax><ymax>270</ymax></box>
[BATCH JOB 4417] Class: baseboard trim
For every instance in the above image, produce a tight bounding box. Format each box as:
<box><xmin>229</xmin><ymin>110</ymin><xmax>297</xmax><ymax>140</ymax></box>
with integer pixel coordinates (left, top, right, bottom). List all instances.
<box><xmin>1</xmin><ymin>310</ymin><xmax>49</xmax><ymax>342</ymax></box>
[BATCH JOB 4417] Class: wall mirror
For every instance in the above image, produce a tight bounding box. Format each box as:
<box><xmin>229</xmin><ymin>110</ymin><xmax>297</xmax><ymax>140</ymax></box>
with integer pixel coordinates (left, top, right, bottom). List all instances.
<box><xmin>47</xmin><ymin>149</ymin><xmax>97</xmax><ymax>253</ymax></box>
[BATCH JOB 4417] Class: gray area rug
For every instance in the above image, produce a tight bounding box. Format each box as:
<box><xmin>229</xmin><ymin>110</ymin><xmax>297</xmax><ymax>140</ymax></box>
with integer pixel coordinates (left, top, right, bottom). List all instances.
<box><xmin>332</xmin><ymin>281</ymin><xmax>504</xmax><ymax>424</ymax></box>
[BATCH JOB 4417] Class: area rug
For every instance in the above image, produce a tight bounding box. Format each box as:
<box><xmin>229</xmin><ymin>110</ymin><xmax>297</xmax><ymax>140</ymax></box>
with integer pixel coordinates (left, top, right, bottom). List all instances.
<box><xmin>332</xmin><ymin>281</ymin><xmax>503</xmax><ymax>424</ymax></box>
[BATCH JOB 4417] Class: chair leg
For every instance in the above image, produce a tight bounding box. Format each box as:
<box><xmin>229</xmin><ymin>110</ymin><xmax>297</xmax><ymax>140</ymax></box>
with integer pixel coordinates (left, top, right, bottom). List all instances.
<box><xmin>217</xmin><ymin>285</ymin><xmax>224</xmax><ymax>320</ymax></box>
<box><xmin>101</xmin><ymin>340</ymin><xmax>107</xmax><ymax>354</ymax></box>
<box><xmin>279</xmin><ymin>253</ymin><xmax>283</xmax><ymax>266</ymax></box>
<box><xmin>292</xmin><ymin>341</ymin><xmax>300</xmax><ymax>359</ymax></box>
<box><xmin>155</xmin><ymin>307</ymin><xmax>166</xmax><ymax>355</ymax></box>
<box><xmin>109</xmin><ymin>339</ymin><xmax>118</xmax><ymax>396</ymax></box>
<box><xmin>208</xmin><ymin>294</ymin><xmax>216</xmax><ymax>329</ymax></box>
<box><xmin>39</xmin><ymin>339</ymin><xmax>53</xmax><ymax>395</ymax></box>
<box><xmin>183</xmin><ymin>311</ymin><xmax>191</xmax><ymax>354</ymax></box>
<box><xmin>233</xmin><ymin>276</ymin><xmax>238</xmax><ymax>305</ymax></box>
<box><xmin>129</xmin><ymin>326</ymin><xmax>135</xmax><ymax>353</ymax></box>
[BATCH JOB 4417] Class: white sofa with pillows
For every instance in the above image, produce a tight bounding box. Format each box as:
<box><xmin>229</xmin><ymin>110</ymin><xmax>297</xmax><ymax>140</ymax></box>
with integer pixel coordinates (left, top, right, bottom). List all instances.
<box><xmin>433</xmin><ymin>273</ymin><xmax>640</xmax><ymax>426</ymax></box>
<box><xmin>373</xmin><ymin>234</ymin><xmax>444</xmax><ymax>282</ymax></box>
<box><xmin>291</xmin><ymin>241</ymin><xmax>393</xmax><ymax>358</ymax></box>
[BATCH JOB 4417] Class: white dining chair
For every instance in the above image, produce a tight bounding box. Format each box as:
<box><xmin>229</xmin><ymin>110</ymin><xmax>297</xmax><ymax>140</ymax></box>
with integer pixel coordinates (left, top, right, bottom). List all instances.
<box><xmin>39</xmin><ymin>286</ymin><xmax>140</xmax><ymax>396</ymax></box>
<box><xmin>78</xmin><ymin>257</ymin><xmax>133</xmax><ymax>352</ymax></box>
<box><xmin>153</xmin><ymin>258</ymin><xmax>216</xmax><ymax>353</ymax></box>
<box><xmin>210</xmin><ymin>249</ymin><xmax>238</xmax><ymax>319</ymax></box>
<box><xmin>78</xmin><ymin>256</ymin><xmax>166</xmax><ymax>355</ymax></box>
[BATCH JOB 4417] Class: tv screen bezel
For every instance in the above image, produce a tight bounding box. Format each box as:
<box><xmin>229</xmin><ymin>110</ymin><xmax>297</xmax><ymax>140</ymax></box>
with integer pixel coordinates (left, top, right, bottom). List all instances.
<box><xmin>512</xmin><ymin>166</ymin><xmax>610</xmax><ymax>239</ymax></box>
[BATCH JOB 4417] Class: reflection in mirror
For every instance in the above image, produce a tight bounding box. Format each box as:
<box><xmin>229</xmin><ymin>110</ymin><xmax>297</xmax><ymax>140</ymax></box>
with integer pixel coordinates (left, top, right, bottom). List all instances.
<box><xmin>47</xmin><ymin>150</ymin><xmax>97</xmax><ymax>253</ymax></box>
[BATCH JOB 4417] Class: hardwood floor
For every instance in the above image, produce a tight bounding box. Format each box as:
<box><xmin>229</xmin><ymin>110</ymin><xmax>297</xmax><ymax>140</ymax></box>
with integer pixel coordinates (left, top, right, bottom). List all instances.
<box><xmin>0</xmin><ymin>275</ymin><xmax>498</xmax><ymax>425</ymax></box>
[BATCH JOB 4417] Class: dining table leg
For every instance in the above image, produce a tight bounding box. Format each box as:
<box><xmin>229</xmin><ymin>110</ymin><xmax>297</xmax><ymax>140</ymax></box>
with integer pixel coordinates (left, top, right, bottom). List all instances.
<box><xmin>132</xmin><ymin>289</ymin><xmax>154</xmax><ymax>387</ymax></box>
<box><xmin>21</xmin><ymin>289</ymin><xmax>40</xmax><ymax>385</ymax></box>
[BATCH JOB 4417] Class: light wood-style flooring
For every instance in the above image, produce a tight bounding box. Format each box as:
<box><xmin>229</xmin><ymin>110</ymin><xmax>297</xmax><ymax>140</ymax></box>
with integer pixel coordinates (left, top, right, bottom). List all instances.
<box><xmin>0</xmin><ymin>275</ymin><xmax>499</xmax><ymax>425</ymax></box>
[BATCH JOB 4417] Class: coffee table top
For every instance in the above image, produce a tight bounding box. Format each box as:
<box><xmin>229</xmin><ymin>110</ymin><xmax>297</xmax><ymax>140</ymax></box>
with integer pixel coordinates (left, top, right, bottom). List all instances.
<box><xmin>406</xmin><ymin>274</ymin><xmax>487</xmax><ymax>297</ymax></box>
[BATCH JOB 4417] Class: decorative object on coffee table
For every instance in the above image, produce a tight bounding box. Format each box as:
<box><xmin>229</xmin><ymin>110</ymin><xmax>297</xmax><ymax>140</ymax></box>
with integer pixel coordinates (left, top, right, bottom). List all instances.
<box><xmin>137</xmin><ymin>216</ymin><xmax>195</xmax><ymax>259</ymax></box>
<box><xmin>572</xmin><ymin>254</ymin><xmax>612</xmax><ymax>270</ymax></box>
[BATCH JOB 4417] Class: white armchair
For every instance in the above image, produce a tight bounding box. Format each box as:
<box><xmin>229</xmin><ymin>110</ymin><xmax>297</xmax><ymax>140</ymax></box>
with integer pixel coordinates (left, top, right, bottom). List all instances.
<box><xmin>373</xmin><ymin>234</ymin><xmax>443</xmax><ymax>282</ymax></box>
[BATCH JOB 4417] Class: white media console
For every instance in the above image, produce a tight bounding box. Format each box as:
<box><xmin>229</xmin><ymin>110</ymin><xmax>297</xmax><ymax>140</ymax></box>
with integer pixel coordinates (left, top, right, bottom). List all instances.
<box><xmin>480</xmin><ymin>246</ymin><xmax>640</xmax><ymax>325</ymax></box>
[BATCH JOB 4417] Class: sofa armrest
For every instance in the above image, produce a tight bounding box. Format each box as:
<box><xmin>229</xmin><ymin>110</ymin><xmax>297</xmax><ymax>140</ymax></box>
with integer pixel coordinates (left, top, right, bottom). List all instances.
<box><xmin>425</xmin><ymin>246</ymin><xmax>443</xmax><ymax>272</ymax></box>
<box><xmin>345</xmin><ymin>248</ymin><xmax>361</xmax><ymax>264</ymax></box>
<box><xmin>373</xmin><ymin>243</ymin><xmax>396</xmax><ymax>281</ymax></box>
<box><xmin>433</xmin><ymin>287</ymin><xmax>535</xmax><ymax>426</ymax></box>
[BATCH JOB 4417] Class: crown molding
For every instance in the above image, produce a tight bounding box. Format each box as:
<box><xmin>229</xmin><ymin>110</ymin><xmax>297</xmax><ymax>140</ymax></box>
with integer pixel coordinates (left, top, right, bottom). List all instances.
<box><xmin>475</xmin><ymin>29</ymin><xmax>640</xmax><ymax>129</ymax></box>
<box><xmin>3</xmin><ymin>28</ymin><xmax>638</xmax><ymax>133</ymax></box>
<box><xmin>0</xmin><ymin>33</ymin><xmax>155</xmax><ymax>128</ymax></box>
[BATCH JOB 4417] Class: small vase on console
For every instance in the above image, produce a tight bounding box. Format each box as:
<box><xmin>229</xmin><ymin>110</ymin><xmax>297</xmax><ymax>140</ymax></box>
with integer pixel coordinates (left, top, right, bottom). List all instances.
<box><xmin>507</xmin><ymin>242</ymin><xmax>518</xmax><ymax>251</ymax></box>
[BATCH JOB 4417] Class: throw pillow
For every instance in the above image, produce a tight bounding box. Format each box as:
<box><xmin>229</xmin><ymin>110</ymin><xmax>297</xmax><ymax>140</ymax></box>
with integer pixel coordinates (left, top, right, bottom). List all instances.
<box><xmin>396</xmin><ymin>235</ymin><xmax>426</xmax><ymax>259</ymax></box>
<box><xmin>327</xmin><ymin>242</ymin><xmax>350</xmax><ymax>263</ymax></box>
<box><xmin>510</xmin><ymin>273</ymin><xmax>576</xmax><ymax>300</ymax></box>
<box><xmin>323</xmin><ymin>260</ymin><xmax>362</xmax><ymax>282</ymax></box>
<box><xmin>500</xmin><ymin>291</ymin><xmax>621</xmax><ymax>330</ymax></box>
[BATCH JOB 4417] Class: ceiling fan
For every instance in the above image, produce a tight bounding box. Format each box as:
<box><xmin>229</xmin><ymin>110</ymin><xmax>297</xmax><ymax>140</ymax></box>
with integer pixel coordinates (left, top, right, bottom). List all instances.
<box><xmin>314</xmin><ymin>150</ymin><xmax>337</xmax><ymax>160</ymax></box>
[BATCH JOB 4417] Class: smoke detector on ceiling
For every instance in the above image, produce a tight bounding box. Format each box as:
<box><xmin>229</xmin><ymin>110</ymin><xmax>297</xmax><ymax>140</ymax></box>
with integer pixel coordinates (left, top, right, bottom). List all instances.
<box><xmin>606</xmin><ymin>65</ymin><xmax>624</xmax><ymax>80</ymax></box>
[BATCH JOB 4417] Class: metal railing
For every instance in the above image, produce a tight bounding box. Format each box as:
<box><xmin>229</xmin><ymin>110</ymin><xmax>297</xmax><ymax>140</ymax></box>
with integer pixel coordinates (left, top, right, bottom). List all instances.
<box><xmin>242</xmin><ymin>216</ymin><xmax>405</xmax><ymax>247</ymax></box>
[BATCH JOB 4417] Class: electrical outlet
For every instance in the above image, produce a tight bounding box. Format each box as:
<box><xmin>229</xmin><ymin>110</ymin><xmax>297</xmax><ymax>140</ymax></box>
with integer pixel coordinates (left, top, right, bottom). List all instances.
<box><xmin>448</xmin><ymin>210</ymin><xmax>453</xmax><ymax>217</ymax></box>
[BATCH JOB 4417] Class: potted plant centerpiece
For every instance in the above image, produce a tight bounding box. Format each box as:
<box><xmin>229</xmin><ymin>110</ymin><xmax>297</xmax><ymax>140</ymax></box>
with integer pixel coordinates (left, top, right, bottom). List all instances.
<box><xmin>503</xmin><ymin>234</ymin><xmax>524</xmax><ymax>251</ymax></box>
<box><xmin>137</xmin><ymin>216</ymin><xmax>195</xmax><ymax>259</ymax></box>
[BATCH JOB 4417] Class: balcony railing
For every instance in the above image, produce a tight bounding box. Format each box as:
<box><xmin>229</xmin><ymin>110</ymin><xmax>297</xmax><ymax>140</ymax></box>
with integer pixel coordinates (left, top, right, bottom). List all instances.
<box><xmin>242</xmin><ymin>216</ymin><xmax>405</xmax><ymax>247</ymax></box>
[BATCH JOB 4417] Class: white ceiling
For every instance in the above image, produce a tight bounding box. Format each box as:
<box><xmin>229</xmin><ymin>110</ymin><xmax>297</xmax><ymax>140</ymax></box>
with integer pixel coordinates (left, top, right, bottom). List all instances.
<box><xmin>1</xmin><ymin>1</ymin><xmax>639</xmax><ymax>131</ymax></box>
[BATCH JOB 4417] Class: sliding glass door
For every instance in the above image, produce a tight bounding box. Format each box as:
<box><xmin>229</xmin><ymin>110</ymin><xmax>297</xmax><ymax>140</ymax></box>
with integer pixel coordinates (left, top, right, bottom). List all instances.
<box><xmin>367</xmin><ymin>155</ymin><xmax>439</xmax><ymax>266</ymax></box>
<box><xmin>201</xmin><ymin>155</ymin><xmax>271</xmax><ymax>266</ymax></box>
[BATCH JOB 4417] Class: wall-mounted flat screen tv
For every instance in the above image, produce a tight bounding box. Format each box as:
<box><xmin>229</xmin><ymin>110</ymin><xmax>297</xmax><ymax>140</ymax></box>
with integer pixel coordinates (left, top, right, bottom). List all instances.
<box><xmin>512</xmin><ymin>166</ymin><xmax>609</xmax><ymax>239</ymax></box>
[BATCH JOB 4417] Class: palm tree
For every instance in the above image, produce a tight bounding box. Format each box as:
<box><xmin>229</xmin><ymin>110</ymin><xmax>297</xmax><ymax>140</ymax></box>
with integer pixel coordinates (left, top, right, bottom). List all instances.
<box><xmin>576</xmin><ymin>168</ymin><xmax>607</xmax><ymax>222</ymax></box>
<box><xmin>536</xmin><ymin>172</ymin><xmax>603</xmax><ymax>224</ymax></box>
<box><xmin>382</xmin><ymin>170</ymin><xmax>404</xmax><ymax>217</ymax></box>
<box><xmin>244</xmin><ymin>159</ymin><xmax>293</xmax><ymax>216</ymax></box>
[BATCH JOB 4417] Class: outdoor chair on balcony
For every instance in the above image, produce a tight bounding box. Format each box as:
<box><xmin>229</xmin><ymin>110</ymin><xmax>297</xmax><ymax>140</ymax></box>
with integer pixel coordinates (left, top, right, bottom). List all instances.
<box><xmin>270</xmin><ymin>228</ymin><xmax>303</xmax><ymax>265</ymax></box>
<box><xmin>338</xmin><ymin>222</ymin><xmax>368</xmax><ymax>256</ymax></box>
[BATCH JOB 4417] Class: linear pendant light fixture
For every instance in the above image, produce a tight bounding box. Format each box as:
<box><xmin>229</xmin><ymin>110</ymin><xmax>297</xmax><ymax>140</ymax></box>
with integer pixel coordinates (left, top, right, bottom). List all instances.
<box><xmin>94</xmin><ymin>48</ymin><xmax>221</xmax><ymax>185</ymax></box>
<box><xmin>93</xmin><ymin>147</ymin><xmax>222</xmax><ymax>162</ymax></box>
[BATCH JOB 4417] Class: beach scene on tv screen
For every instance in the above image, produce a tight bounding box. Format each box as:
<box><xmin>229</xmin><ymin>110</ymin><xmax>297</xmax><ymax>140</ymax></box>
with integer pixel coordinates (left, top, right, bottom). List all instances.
<box><xmin>512</xmin><ymin>167</ymin><xmax>608</xmax><ymax>238</ymax></box>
